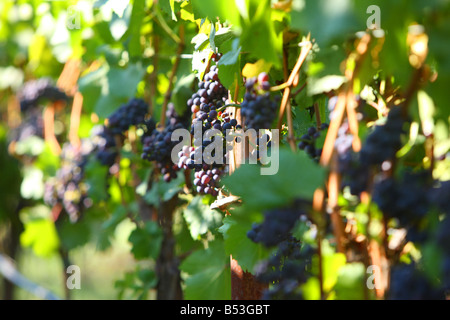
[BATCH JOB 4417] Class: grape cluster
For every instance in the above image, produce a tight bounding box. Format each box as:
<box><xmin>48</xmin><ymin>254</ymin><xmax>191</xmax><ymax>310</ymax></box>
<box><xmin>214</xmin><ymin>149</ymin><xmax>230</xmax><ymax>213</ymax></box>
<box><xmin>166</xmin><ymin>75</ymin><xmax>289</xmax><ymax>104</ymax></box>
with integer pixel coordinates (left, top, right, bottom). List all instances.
<box><xmin>10</xmin><ymin>109</ymin><xmax>44</xmax><ymax>142</ymax></box>
<box><xmin>193</xmin><ymin>168</ymin><xmax>223</xmax><ymax>196</ymax></box>
<box><xmin>247</xmin><ymin>199</ymin><xmax>310</xmax><ymax>248</ymax></box>
<box><xmin>185</xmin><ymin>109</ymin><xmax>239</xmax><ymax>194</ymax></box>
<box><xmin>429</xmin><ymin>180</ymin><xmax>450</xmax><ymax>216</ymax></box>
<box><xmin>18</xmin><ymin>78</ymin><xmax>69</xmax><ymax>112</ymax></box>
<box><xmin>337</xmin><ymin>107</ymin><xmax>407</xmax><ymax>196</ymax></box>
<box><xmin>187</xmin><ymin>65</ymin><xmax>228</xmax><ymax>115</ymax></box>
<box><xmin>183</xmin><ymin>64</ymin><xmax>240</xmax><ymax>195</ymax></box>
<box><xmin>334</xmin><ymin>121</ymin><xmax>354</xmax><ymax>156</ymax></box>
<box><xmin>44</xmin><ymin>143</ymin><xmax>93</xmax><ymax>222</ymax></box>
<box><xmin>247</xmin><ymin>201</ymin><xmax>307</xmax><ymax>247</ymax></box>
<box><xmin>388</xmin><ymin>263</ymin><xmax>445</xmax><ymax>300</ymax></box>
<box><xmin>89</xmin><ymin>125</ymin><xmax>119</xmax><ymax>168</ymax></box>
<box><xmin>211</xmin><ymin>52</ymin><xmax>223</xmax><ymax>63</ymax></box>
<box><xmin>247</xmin><ymin>133</ymin><xmax>273</xmax><ymax>162</ymax></box>
<box><xmin>372</xmin><ymin>171</ymin><xmax>431</xmax><ymax>227</ymax></box>
<box><xmin>298</xmin><ymin>123</ymin><xmax>329</xmax><ymax>161</ymax></box>
<box><xmin>107</xmin><ymin>98</ymin><xmax>150</xmax><ymax>135</ymax></box>
<box><xmin>334</xmin><ymin>118</ymin><xmax>372</xmax><ymax>195</ymax></box>
<box><xmin>431</xmin><ymin>182</ymin><xmax>450</xmax><ymax>292</ymax></box>
<box><xmin>165</xmin><ymin>103</ymin><xmax>190</xmax><ymax>128</ymax></box>
<box><xmin>338</xmin><ymin>151</ymin><xmax>370</xmax><ymax>196</ymax></box>
<box><xmin>328</xmin><ymin>95</ymin><xmax>450</xmax><ymax>299</ymax></box>
<box><xmin>327</xmin><ymin>95</ymin><xmax>357</xmax><ymax>157</ymax></box>
<box><xmin>245</xmin><ymin>198</ymin><xmax>319</xmax><ymax>300</ymax></box>
<box><xmin>443</xmin><ymin>256</ymin><xmax>450</xmax><ymax>292</ymax></box>
<box><xmin>142</xmin><ymin>124</ymin><xmax>185</xmax><ymax>182</ymax></box>
<box><xmin>142</xmin><ymin>104</ymin><xmax>188</xmax><ymax>182</ymax></box>
<box><xmin>359</xmin><ymin>106</ymin><xmax>406</xmax><ymax>166</ymax></box>
<box><xmin>176</xmin><ymin>145</ymin><xmax>194</xmax><ymax>170</ymax></box>
<box><xmin>11</xmin><ymin>79</ymin><xmax>68</xmax><ymax>145</ymax></box>
<box><xmin>372</xmin><ymin>172</ymin><xmax>450</xmax><ymax>298</ymax></box>
<box><xmin>437</xmin><ymin>216</ymin><xmax>450</xmax><ymax>255</ymax></box>
<box><xmin>240</xmin><ymin>73</ymin><xmax>278</xmax><ymax>131</ymax></box>
<box><xmin>255</xmin><ymin>237</ymin><xmax>314</xmax><ymax>300</ymax></box>
<box><xmin>175</xmin><ymin>145</ymin><xmax>220</xmax><ymax>195</ymax></box>
<box><xmin>325</xmin><ymin>96</ymin><xmax>369</xmax><ymax>194</ymax></box>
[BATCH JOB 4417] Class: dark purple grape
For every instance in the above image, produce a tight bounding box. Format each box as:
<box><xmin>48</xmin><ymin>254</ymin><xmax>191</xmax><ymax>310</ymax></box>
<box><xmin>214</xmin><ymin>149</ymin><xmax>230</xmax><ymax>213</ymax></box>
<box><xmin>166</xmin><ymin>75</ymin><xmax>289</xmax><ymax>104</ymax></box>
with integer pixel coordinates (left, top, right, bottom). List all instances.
<box><xmin>297</xmin><ymin>123</ymin><xmax>329</xmax><ymax>162</ymax></box>
<box><xmin>107</xmin><ymin>98</ymin><xmax>150</xmax><ymax>135</ymax></box>
<box><xmin>18</xmin><ymin>78</ymin><xmax>70</xmax><ymax>112</ymax></box>
<box><xmin>240</xmin><ymin>73</ymin><xmax>278</xmax><ymax>131</ymax></box>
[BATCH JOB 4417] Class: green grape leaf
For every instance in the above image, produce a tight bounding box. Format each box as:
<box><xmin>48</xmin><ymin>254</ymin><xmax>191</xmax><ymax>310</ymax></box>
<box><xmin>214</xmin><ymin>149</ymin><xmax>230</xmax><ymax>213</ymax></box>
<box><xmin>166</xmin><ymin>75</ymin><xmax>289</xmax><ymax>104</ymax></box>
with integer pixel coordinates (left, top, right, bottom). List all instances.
<box><xmin>307</xmin><ymin>75</ymin><xmax>347</xmax><ymax>96</ymax></box>
<box><xmin>180</xmin><ymin>0</ymin><xmax>195</xmax><ymax>22</ymax></box>
<box><xmin>144</xmin><ymin>172</ymin><xmax>184</xmax><ymax>207</ymax></box>
<box><xmin>183</xmin><ymin>195</ymin><xmax>223</xmax><ymax>239</ymax></box>
<box><xmin>85</xmin><ymin>159</ymin><xmax>110</xmax><ymax>202</ymax></box>
<box><xmin>239</xmin><ymin>0</ymin><xmax>282</xmax><ymax>67</ymax></box>
<box><xmin>20</xmin><ymin>205</ymin><xmax>60</xmax><ymax>257</ymax></box>
<box><xmin>128</xmin><ymin>221</ymin><xmax>163</xmax><ymax>260</ymax></box>
<box><xmin>78</xmin><ymin>62</ymin><xmax>146</xmax><ymax>118</ymax></box>
<box><xmin>127</xmin><ymin>0</ymin><xmax>145</xmax><ymax>57</ymax></box>
<box><xmin>34</xmin><ymin>143</ymin><xmax>60</xmax><ymax>177</ymax></box>
<box><xmin>191</xmin><ymin>0</ymin><xmax>240</xmax><ymax>28</ymax></box>
<box><xmin>334</xmin><ymin>262</ymin><xmax>366</xmax><ymax>300</ymax></box>
<box><xmin>219</xmin><ymin>214</ymin><xmax>269</xmax><ymax>272</ymax></box>
<box><xmin>59</xmin><ymin>218</ymin><xmax>91</xmax><ymax>251</ymax></box>
<box><xmin>172</xmin><ymin>73</ymin><xmax>196</xmax><ymax>116</ymax></box>
<box><xmin>0</xmin><ymin>126</ymin><xmax>22</xmax><ymax>222</ymax></box>
<box><xmin>322</xmin><ymin>252</ymin><xmax>347</xmax><ymax>293</ymax></box>
<box><xmin>222</xmin><ymin>148</ymin><xmax>326</xmax><ymax>211</ymax></box>
<box><xmin>169</xmin><ymin>0</ymin><xmax>177</xmax><ymax>21</ymax></box>
<box><xmin>217</xmin><ymin>38</ymin><xmax>241</xmax><ymax>67</ymax></box>
<box><xmin>290</xmin><ymin>0</ymin><xmax>360</xmax><ymax>46</ymax></box>
<box><xmin>214</xmin><ymin>27</ymin><xmax>235</xmax><ymax>51</ymax></box>
<box><xmin>179</xmin><ymin>239</ymin><xmax>231</xmax><ymax>300</ymax></box>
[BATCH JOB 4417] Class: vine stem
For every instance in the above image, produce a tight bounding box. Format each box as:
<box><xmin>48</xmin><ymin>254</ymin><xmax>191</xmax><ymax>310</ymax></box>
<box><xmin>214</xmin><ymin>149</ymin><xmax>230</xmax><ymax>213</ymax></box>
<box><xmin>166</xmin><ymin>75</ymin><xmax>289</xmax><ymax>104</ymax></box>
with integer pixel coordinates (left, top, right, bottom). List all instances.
<box><xmin>281</xmin><ymin>44</ymin><xmax>296</xmax><ymax>151</ymax></box>
<box><xmin>217</xmin><ymin>103</ymin><xmax>241</xmax><ymax>112</ymax></box>
<box><xmin>320</xmin><ymin>32</ymin><xmax>371</xmax><ymax>167</ymax></box>
<box><xmin>402</xmin><ymin>65</ymin><xmax>428</xmax><ymax>117</ymax></box>
<box><xmin>159</xmin><ymin>24</ymin><xmax>185</xmax><ymax>129</ymax></box>
<box><xmin>319</xmin><ymin>91</ymin><xmax>347</xmax><ymax>167</ymax></box>
<box><xmin>361</xmin><ymin>191</ymin><xmax>385</xmax><ymax>299</ymax></box>
<box><xmin>346</xmin><ymin>89</ymin><xmax>362</xmax><ymax>152</ymax></box>
<box><xmin>319</xmin><ymin>33</ymin><xmax>372</xmax><ymax>257</ymax></box>
<box><xmin>48</xmin><ymin>58</ymin><xmax>81</xmax><ymax>155</ymax></box>
<box><xmin>276</xmin><ymin>36</ymin><xmax>312</xmax><ymax>133</ymax></box>
<box><xmin>286</xmin><ymin>99</ymin><xmax>296</xmax><ymax>151</ymax></box>
<box><xmin>227</xmin><ymin>77</ymin><xmax>267</xmax><ymax>301</ymax></box>
<box><xmin>56</xmin><ymin>58</ymin><xmax>83</xmax><ymax>149</ymax></box>
<box><xmin>69</xmin><ymin>92</ymin><xmax>83</xmax><ymax>149</ymax></box>
<box><xmin>270</xmin><ymin>82</ymin><xmax>290</xmax><ymax>92</ymax></box>
<box><xmin>328</xmin><ymin>154</ymin><xmax>347</xmax><ymax>254</ymax></box>
<box><xmin>317</xmin><ymin>233</ymin><xmax>325</xmax><ymax>300</ymax></box>
<box><xmin>292</xmin><ymin>81</ymin><xmax>307</xmax><ymax>97</ymax></box>
<box><xmin>58</xmin><ymin>248</ymin><xmax>72</xmax><ymax>300</ymax></box>
<box><xmin>154</xmin><ymin>6</ymin><xmax>181</xmax><ymax>44</ymax></box>
<box><xmin>43</xmin><ymin>103</ymin><xmax>62</xmax><ymax>155</ymax></box>
<box><xmin>313</xmin><ymin>188</ymin><xmax>326</xmax><ymax>299</ymax></box>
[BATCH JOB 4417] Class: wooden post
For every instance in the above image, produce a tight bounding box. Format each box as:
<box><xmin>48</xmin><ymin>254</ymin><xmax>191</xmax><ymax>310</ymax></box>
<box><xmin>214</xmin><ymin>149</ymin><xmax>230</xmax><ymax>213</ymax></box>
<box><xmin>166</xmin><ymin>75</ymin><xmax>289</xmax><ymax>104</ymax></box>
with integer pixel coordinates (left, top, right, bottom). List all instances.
<box><xmin>228</xmin><ymin>107</ymin><xmax>267</xmax><ymax>300</ymax></box>
<box><xmin>230</xmin><ymin>257</ymin><xmax>266</xmax><ymax>300</ymax></box>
